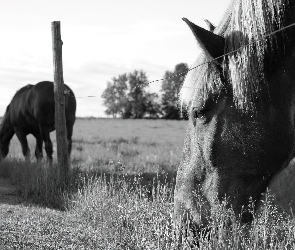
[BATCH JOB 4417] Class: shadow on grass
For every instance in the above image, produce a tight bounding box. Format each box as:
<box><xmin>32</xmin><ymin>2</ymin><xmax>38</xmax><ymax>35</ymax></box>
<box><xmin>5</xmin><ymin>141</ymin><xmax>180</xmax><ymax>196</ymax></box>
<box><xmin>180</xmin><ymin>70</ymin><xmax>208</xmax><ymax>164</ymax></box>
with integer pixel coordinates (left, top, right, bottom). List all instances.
<box><xmin>0</xmin><ymin>159</ymin><xmax>39</xmax><ymax>207</ymax></box>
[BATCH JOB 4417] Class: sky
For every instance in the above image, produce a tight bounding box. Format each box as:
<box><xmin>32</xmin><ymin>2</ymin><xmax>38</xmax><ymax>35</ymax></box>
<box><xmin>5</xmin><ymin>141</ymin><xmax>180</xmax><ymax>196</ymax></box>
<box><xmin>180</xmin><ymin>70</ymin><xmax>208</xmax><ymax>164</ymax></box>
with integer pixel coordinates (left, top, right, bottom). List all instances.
<box><xmin>0</xmin><ymin>0</ymin><xmax>231</xmax><ymax>117</ymax></box>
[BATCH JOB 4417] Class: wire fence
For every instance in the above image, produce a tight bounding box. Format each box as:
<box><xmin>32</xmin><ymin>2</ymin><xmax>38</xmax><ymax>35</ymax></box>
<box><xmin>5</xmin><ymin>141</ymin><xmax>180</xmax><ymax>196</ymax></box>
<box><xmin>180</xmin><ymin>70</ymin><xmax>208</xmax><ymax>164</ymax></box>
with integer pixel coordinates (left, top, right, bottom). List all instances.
<box><xmin>74</xmin><ymin>21</ymin><xmax>295</xmax><ymax>98</ymax></box>
<box><xmin>2</xmin><ymin>21</ymin><xmax>295</xmax><ymax>104</ymax></box>
<box><xmin>1</xmin><ymin>21</ymin><xmax>295</xmax><ymax>132</ymax></box>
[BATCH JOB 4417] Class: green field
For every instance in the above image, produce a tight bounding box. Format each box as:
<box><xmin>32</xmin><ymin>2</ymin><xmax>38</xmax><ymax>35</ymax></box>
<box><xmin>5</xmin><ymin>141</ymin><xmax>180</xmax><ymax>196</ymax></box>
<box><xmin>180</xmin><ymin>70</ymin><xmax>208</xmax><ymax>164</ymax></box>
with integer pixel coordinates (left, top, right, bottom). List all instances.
<box><xmin>8</xmin><ymin>118</ymin><xmax>186</xmax><ymax>171</ymax></box>
<box><xmin>6</xmin><ymin>118</ymin><xmax>186</xmax><ymax>191</ymax></box>
<box><xmin>0</xmin><ymin>118</ymin><xmax>294</xmax><ymax>249</ymax></box>
<box><xmin>71</xmin><ymin>118</ymin><xmax>186</xmax><ymax>174</ymax></box>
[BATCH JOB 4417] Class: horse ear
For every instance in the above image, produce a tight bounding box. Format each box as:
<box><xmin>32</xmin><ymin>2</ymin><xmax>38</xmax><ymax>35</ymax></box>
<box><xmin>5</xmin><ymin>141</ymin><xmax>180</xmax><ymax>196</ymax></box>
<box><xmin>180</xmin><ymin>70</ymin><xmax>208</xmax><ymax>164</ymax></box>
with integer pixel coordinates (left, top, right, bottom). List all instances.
<box><xmin>183</xmin><ymin>18</ymin><xmax>225</xmax><ymax>64</ymax></box>
<box><xmin>204</xmin><ymin>19</ymin><xmax>215</xmax><ymax>32</ymax></box>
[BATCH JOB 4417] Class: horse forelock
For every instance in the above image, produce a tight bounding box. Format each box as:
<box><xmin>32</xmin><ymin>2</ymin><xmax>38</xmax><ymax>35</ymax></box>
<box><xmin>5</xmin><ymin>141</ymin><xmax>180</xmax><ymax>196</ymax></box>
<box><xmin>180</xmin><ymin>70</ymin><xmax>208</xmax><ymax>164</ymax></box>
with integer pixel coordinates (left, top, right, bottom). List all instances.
<box><xmin>180</xmin><ymin>0</ymin><xmax>290</xmax><ymax>112</ymax></box>
<box><xmin>180</xmin><ymin>55</ymin><xmax>223</xmax><ymax>112</ymax></box>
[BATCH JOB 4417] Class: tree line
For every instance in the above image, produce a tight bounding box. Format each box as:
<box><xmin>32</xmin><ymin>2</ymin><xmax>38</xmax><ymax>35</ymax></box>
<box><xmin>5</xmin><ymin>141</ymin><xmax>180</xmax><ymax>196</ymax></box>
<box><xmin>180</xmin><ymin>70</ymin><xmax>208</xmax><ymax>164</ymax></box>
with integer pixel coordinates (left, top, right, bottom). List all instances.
<box><xmin>102</xmin><ymin>63</ymin><xmax>188</xmax><ymax>119</ymax></box>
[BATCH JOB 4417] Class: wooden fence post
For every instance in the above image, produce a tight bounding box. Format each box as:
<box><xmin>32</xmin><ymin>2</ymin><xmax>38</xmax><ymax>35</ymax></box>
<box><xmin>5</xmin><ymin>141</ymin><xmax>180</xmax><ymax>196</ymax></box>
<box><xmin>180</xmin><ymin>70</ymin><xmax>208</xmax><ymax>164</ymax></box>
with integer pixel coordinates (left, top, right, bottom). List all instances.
<box><xmin>51</xmin><ymin>21</ymin><xmax>70</xmax><ymax>181</ymax></box>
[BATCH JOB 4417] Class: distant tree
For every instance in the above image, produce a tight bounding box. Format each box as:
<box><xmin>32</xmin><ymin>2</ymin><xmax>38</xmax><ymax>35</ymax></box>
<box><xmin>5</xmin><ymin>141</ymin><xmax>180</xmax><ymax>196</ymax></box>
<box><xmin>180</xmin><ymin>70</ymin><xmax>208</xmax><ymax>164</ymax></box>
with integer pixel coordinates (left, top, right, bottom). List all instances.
<box><xmin>161</xmin><ymin>63</ymin><xmax>189</xmax><ymax>119</ymax></box>
<box><xmin>127</xmin><ymin>70</ymin><xmax>149</xmax><ymax>118</ymax></box>
<box><xmin>102</xmin><ymin>70</ymin><xmax>160</xmax><ymax>118</ymax></box>
<box><xmin>102</xmin><ymin>74</ymin><xmax>128</xmax><ymax>118</ymax></box>
<box><xmin>144</xmin><ymin>92</ymin><xmax>162</xmax><ymax>118</ymax></box>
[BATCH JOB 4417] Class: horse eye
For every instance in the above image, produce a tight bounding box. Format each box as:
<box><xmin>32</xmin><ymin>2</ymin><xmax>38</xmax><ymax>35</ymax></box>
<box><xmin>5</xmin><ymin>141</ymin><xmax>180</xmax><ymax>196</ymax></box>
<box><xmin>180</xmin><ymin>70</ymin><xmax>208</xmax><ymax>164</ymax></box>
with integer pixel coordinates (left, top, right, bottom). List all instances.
<box><xmin>196</xmin><ymin>110</ymin><xmax>206</xmax><ymax>119</ymax></box>
<box><xmin>192</xmin><ymin>108</ymin><xmax>207</xmax><ymax>120</ymax></box>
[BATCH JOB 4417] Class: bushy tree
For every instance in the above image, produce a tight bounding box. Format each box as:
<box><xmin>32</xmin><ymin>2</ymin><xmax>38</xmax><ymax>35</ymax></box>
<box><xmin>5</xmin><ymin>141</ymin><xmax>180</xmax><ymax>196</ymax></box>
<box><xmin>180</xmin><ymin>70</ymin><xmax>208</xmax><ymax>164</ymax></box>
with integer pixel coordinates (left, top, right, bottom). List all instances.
<box><xmin>144</xmin><ymin>92</ymin><xmax>162</xmax><ymax>118</ymax></box>
<box><xmin>127</xmin><ymin>70</ymin><xmax>149</xmax><ymax>118</ymax></box>
<box><xmin>102</xmin><ymin>70</ymin><xmax>160</xmax><ymax>118</ymax></box>
<box><xmin>161</xmin><ymin>63</ymin><xmax>189</xmax><ymax>119</ymax></box>
<box><xmin>102</xmin><ymin>74</ymin><xmax>128</xmax><ymax>118</ymax></box>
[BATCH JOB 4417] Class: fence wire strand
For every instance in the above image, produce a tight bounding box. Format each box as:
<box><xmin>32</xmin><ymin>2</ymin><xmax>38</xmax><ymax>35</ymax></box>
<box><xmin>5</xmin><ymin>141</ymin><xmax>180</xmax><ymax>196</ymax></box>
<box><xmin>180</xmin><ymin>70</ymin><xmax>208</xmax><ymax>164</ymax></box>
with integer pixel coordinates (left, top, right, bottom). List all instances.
<box><xmin>2</xmin><ymin>21</ymin><xmax>295</xmax><ymax>130</ymax></box>
<box><xmin>74</xmin><ymin>21</ymin><xmax>295</xmax><ymax>98</ymax></box>
<box><xmin>148</xmin><ymin>22</ymin><xmax>295</xmax><ymax>87</ymax></box>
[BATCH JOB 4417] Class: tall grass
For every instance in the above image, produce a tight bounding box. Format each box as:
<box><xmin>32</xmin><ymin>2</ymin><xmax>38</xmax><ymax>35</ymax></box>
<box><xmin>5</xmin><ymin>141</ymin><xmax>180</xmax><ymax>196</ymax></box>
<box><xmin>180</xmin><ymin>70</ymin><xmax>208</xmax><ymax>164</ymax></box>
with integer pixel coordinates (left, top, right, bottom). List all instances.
<box><xmin>0</xmin><ymin>119</ymin><xmax>295</xmax><ymax>248</ymax></box>
<box><xmin>1</xmin><ymin>159</ymin><xmax>295</xmax><ymax>248</ymax></box>
<box><xmin>66</xmin><ymin>173</ymin><xmax>176</xmax><ymax>249</ymax></box>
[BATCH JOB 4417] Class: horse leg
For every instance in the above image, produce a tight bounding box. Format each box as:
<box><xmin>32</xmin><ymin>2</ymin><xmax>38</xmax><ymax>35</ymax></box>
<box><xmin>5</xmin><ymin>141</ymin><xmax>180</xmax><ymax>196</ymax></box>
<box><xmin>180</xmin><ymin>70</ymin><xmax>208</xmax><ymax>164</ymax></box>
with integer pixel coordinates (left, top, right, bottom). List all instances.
<box><xmin>0</xmin><ymin>127</ymin><xmax>15</xmax><ymax>160</ymax></box>
<box><xmin>39</xmin><ymin>126</ymin><xmax>53</xmax><ymax>165</ymax></box>
<box><xmin>14</xmin><ymin>128</ymin><xmax>30</xmax><ymax>162</ymax></box>
<box><xmin>33</xmin><ymin>133</ymin><xmax>43</xmax><ymax>163</ymax></box>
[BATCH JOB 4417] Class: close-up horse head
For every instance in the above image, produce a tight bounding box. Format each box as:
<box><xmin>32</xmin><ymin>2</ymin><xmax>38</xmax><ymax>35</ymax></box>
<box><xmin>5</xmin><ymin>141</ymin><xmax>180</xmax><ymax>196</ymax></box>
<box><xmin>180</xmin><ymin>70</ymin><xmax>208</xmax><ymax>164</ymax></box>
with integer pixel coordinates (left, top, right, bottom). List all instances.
<box><xmin>174</xmin><ymin>0</ymin><xmax>295</xmax><ymax>238</ymax></box>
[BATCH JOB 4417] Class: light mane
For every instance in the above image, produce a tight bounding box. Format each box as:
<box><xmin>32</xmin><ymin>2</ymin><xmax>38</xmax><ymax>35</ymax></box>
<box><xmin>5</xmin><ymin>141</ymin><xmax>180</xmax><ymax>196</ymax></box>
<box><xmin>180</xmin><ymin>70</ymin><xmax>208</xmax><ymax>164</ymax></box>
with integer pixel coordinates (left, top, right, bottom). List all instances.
<box><xmin>180</xmin><ymin>0</ymin><xmax>289</xmax><ymax>112</ymax></box>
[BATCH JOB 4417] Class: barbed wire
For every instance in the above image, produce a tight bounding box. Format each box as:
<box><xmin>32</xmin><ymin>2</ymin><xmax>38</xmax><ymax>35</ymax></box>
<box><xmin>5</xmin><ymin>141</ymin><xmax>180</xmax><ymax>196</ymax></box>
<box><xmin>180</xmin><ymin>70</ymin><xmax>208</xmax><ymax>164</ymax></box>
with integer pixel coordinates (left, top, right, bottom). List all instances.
<box><xmin>74</xmin><ymin>21</ymin><xmax>295</xmax><ymax>98</ymax></box>
<box><xmin>76</xmin><ymin>96</ymin><xmax>96</xmax><ymax>98</ymax></box>
<box><xmin>2</xmin><ymin>21</ymin><xmax>295</xmax><ymax>132</ymax></box>
<box><xmin>148</xmin><ymin>21</ymin><xmax>295</xmax><ymax>87</ymax></box>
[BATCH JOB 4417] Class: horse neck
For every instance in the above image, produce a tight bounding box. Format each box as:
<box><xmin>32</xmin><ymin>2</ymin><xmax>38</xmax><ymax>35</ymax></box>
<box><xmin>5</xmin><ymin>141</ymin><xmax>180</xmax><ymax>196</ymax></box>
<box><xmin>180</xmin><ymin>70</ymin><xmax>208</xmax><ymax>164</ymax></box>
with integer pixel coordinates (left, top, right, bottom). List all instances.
<box><xmin>0</xmin><ymin>108</ymin><xmax>14</xmax><ymax>145</ymax></box>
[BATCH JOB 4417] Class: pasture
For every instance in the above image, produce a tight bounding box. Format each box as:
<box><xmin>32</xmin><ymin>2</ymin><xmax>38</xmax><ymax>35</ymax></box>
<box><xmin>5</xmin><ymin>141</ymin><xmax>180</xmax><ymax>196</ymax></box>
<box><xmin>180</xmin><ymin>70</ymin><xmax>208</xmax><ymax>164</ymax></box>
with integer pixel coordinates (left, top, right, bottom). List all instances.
<box><xmin>0</xmin><ymin>118</ymin><xmax>294</xmax><ymax>249</ymax></box>
<box><xmin>6</xmin><ymin>118</ymin><xmax>185</xmax><ymax>175</ymax></box>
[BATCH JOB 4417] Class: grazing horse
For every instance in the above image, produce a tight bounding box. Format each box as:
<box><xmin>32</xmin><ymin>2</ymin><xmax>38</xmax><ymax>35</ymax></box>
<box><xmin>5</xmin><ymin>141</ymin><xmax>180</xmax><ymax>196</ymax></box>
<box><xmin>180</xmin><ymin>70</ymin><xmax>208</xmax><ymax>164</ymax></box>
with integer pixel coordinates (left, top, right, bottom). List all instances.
<box><xmin>174</xmin><ymin>0</ymin><xmax>295</xmax><ymax>236</ymax></box>
<box><xmin>0</xmin><ymin>81</ymin><xmax>76</xmax><ymax>163</ymax></box>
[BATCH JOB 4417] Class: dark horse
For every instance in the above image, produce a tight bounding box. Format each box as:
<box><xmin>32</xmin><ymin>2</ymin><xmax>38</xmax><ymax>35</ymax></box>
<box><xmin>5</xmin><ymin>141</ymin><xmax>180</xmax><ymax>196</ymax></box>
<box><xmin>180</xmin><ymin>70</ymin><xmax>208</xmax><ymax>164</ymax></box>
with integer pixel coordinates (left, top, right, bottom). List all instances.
<box><xmin>174</xmin><ymin>0</ymin><xmax>295</xmax><ymax>238</ymax></box>
<box><xmin>0</xmin><ymin>81</ymin><xmax>76</xmax><ymax>163</ymax></box>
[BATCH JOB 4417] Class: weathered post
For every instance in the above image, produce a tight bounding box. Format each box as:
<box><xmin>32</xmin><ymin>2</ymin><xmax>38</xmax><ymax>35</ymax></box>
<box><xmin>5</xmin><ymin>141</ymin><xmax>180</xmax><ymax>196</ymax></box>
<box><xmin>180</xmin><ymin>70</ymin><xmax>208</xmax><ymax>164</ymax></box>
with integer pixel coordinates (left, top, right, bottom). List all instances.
<box><xmin>51</xmin><ymin>21</ymin><xmax>70</xmax><ymax>182</ymax></box>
